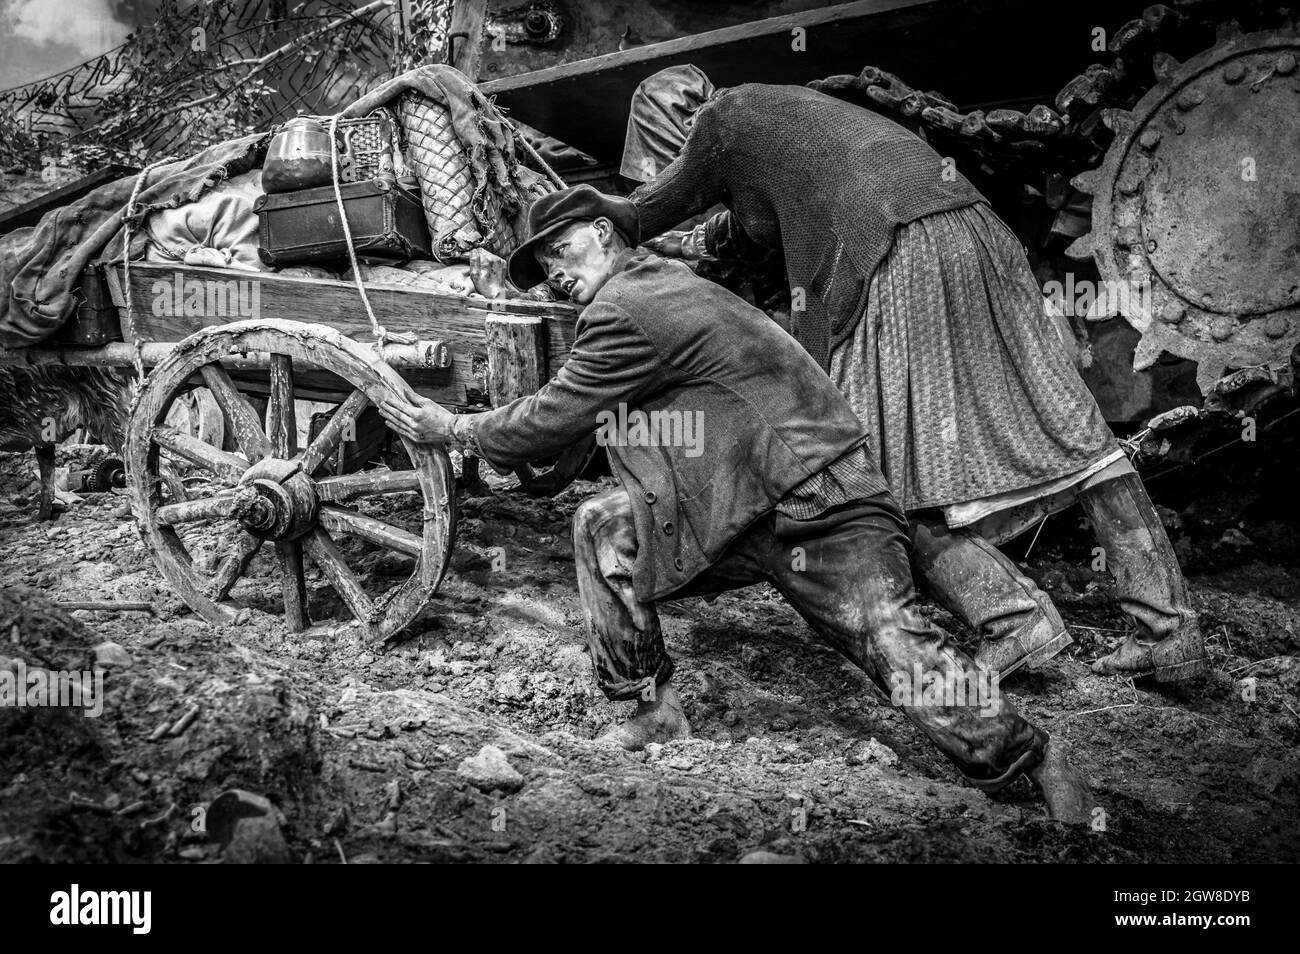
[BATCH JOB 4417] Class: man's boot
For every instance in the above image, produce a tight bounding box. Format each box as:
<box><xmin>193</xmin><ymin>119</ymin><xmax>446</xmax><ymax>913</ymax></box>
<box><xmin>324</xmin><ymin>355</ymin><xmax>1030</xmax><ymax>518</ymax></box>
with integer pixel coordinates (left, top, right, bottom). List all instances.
<box><xmin>910</xmin><ymin>517</ymin><xmax>1072</xmax><ymax>678</ymax></box>
<box><xmin>1077</xmin><ymin>473</ymin><xmax>1208</xmax><ymax>682</ymax></box>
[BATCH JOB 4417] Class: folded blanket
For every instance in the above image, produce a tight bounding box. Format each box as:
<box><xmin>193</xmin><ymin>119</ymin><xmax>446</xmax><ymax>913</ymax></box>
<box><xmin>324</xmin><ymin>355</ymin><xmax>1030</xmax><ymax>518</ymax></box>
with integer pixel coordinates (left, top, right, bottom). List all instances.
<box><xmin>143</xmin><ymin>169</ymin><xmax>268</xmax><ymax>272</ymax></box>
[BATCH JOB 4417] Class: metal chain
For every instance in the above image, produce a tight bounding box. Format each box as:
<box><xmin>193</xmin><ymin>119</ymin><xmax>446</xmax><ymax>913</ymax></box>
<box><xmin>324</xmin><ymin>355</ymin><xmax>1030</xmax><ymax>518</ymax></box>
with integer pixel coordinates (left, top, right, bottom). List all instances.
<box><xmin>807</xmin><ymin>4</ymin><xmax>1190</xmax><ymax>174</ymax></box>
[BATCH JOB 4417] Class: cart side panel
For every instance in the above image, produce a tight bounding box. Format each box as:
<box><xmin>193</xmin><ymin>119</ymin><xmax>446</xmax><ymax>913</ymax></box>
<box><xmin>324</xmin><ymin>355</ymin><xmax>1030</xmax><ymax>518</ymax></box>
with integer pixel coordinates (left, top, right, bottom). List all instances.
<box><xmin>107</xmin><ymin>263</ymin><xmax>578</xmax><ymax>408</ymax></box>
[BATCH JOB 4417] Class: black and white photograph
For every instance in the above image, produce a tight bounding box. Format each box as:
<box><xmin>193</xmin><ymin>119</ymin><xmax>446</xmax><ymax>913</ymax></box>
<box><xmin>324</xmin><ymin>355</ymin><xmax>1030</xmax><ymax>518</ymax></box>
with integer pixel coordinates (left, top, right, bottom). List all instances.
<box><xmin>0</xmin><ymin>0</ymin><xmax>1295</xmax><ymax>893</ymax></box>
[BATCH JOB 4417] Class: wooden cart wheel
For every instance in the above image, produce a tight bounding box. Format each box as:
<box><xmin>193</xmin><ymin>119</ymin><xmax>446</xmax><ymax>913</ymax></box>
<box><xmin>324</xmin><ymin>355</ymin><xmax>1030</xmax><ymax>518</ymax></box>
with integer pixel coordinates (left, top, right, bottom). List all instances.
<box><xmin>163</xmin><ymin>386</ymin><xmax>225</xmax><ymax>450</ymax></box>
<box><xmin>125</xmin><ymin>318</ymin><xmax>456</xmax><ymax>642</ymax></box>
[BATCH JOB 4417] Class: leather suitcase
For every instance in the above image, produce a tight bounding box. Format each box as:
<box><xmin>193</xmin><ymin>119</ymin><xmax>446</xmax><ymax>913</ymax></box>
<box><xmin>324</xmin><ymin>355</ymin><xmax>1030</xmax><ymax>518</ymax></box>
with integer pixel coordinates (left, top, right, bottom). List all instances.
<box><xmin>254</xmin><ymin>178</ymin><xmax>431</xmax><ymax>267</ymax></box>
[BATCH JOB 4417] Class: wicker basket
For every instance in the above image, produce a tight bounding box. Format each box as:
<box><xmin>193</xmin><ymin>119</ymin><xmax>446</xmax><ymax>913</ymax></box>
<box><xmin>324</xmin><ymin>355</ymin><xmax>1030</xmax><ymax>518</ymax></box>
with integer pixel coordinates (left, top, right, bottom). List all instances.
<box><xmin>307</xmin><ymin>108</ymin><xmax>402</xmax><ymax>183</ymax></box>
<box><xmin>397</xmin><ymin>92</ymin><xmax>515</xmax><ymax>257</ymax></box>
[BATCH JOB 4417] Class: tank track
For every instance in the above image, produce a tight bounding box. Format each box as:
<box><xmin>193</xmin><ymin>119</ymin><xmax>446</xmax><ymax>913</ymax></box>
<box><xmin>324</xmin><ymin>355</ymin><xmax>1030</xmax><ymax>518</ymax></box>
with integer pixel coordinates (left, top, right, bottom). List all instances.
<box><xmin>808</xmin><ymin>2</ymin><xmax>1300</xmax><ymax>459</ymax></box>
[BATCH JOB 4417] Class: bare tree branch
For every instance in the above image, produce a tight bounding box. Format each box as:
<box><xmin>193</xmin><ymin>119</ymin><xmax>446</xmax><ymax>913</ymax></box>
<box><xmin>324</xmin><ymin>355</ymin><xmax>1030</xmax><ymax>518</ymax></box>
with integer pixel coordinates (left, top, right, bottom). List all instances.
<box><xmin>173</xmin><ymin>0</ymin><xmax>394</xmax><ymax>113</ymax></box>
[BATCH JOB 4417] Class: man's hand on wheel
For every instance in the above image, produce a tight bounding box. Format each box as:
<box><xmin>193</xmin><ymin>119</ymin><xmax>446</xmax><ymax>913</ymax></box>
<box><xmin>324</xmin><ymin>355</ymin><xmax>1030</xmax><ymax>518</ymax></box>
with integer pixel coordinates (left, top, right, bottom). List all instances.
<box><xmin>379</xmin><ymin>394</ymin><xmax>456</xmax><ymax>444</ymax></box>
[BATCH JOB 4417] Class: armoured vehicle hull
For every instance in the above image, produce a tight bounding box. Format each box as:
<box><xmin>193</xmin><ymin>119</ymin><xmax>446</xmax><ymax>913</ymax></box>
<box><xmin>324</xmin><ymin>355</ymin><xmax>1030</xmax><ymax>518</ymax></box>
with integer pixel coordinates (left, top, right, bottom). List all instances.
<box><xmin>481</xmin><ymin>0</ymin><xmax>1300</xmax><ymax>458</ymax></box>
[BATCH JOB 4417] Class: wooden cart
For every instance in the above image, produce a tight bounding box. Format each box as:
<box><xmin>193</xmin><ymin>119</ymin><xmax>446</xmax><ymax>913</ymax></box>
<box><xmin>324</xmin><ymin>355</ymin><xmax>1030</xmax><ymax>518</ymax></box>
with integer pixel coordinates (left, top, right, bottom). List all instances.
<box><xmin>4</xmin><ymin>261</ymin><xmax>584</xmax><ymax>642</ymax></box>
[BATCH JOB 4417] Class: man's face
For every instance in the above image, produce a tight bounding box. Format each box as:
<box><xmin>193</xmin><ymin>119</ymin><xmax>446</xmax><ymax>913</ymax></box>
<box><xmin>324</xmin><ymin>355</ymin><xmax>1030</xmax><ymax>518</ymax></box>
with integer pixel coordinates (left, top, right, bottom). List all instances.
<box><xmin>535</xmin><ymin>218</ymin><xmax>620</xmax><ymax>305</ymax></box>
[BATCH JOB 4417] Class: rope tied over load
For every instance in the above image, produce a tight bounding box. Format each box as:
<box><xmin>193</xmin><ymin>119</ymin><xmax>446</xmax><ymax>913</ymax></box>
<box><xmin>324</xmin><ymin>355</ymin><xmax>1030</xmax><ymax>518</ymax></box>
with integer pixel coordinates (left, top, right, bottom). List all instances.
<box><xmin>123</xmin><ymin>154</ymin><xmax>179</xmax><ymax>394</ymax></box>
<box><xmin>327</xmin><ymin>112</ymin><xmax>416</xmax><ymax>361</ymax></box>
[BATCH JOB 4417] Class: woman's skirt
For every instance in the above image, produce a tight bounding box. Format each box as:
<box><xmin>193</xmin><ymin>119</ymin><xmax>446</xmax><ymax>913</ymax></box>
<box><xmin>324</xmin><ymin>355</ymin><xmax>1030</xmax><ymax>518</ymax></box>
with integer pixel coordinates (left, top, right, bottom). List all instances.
<box><xmin>829</xmin><ymin>202</ymin><xmax>1120</xmax><ymax>520</ymax></box>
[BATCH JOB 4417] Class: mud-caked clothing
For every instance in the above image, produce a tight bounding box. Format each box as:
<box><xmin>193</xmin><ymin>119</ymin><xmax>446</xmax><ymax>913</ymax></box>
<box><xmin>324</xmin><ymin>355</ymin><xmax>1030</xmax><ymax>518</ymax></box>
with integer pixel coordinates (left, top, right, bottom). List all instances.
<box><xmin>573</xmin><ymin>486</ymin><xmax>1047</xmax><ymax>789</ymax></box>
<box><xmin>468</xmin><ymin>250</ymin><xmax>1050</xmax><ymax>788</ymax></box>
<box><xmin>629</xmin><ymin>82</ymin><xmax>1198</xmax><ymax>671</ymax></box>
<box><xmin>473</xmin><ymin>249</ymin><xmax>883</xmax><ymax>601</ymax></box>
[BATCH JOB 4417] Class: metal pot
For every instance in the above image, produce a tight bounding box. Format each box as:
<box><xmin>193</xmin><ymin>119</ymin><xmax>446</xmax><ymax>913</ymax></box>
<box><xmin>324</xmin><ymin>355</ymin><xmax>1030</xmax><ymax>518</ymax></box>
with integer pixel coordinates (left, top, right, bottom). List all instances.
<box><xmin>262</xmin><ymin>118</ymin><xmax>335</xmax><ymax>194</ymax></box>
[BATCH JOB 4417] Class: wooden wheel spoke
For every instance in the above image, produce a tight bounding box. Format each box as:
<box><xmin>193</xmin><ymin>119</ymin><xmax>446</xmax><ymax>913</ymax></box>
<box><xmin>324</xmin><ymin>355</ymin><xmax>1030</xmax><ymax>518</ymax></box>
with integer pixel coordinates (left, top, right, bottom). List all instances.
<box><xmin>315</xmin><ymin>469</ymin><xmax>421</xmax><ymax>504</ymax></box>
<box><xmin>200</xmin><ymin>363</ymin><xmax>274</xmax><ymax>462</ymax></box>
<box><xmin>299</xmin><ymin>389</ymin><xmax>369</xmax><ymax>475</ymax></box>
<box><xmin>209</xmin><ymin>532</ymin><xmax>263</xmax><ymax>601</ymax></box>
<box><xmin>158</xmin><ymin>460</ymin><xmax>188</xmax><ymax>504</ymax></box>
<box><xmin>318</xmin><ymin>504</ymin><xmax>422</xmax><ymax>558</ymax></box>
<box><xmin>267</xmin><ymin>353</ymin><xmax>298</xmax><ymax>459</ymax></box>
<box><xmin>152</xmin><ymin>425</ymin><xmax>249</xmax><ymax>483</ymax></box>
<box><xmin>275</xmin><ymin>539</ymin><xmax>309</xmax><ymax>631</ymax></box>
<box><xmin>156</xmin><ymin>486</ymin><xmax>256</xmax><ymax>526</ymax></box>
<box><xmin>303</xmin><ymin>528</ymin><xmax>374</xmax><ymax>623</ymax></box>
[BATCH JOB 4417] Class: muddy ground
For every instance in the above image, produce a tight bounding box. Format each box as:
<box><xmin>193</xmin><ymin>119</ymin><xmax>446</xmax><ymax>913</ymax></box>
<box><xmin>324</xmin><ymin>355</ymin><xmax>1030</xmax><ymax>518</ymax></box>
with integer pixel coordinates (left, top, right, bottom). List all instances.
<box><xmin>1</xmin><ymin>430</ymin><xmax>1298</xmax><ymax>864</ymax></box>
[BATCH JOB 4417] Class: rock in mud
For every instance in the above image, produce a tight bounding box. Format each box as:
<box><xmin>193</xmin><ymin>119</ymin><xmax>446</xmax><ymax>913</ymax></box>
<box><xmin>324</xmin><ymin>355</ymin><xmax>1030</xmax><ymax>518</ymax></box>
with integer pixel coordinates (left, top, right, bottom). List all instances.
<box><xmin>846</xmin><ymin>737</ymin><xmax>899</xmax><ymax>768</ymax></box>
<box><xmin>205</xmin><ymin>789</ymin><xmax>291</xmax><ymax>864</ymax></box>
<box><xmin>457</xmin><ymin>744</ymin><xmax>524</xmax><ymax>793</ymax></box>
<box><xmin>92</xmin><ymin>641</ymin><xmax>133</xmax><ymax>669</ymax></box>
<box><xmin>494</xmin><ymin>670</ymin><xmax>532</xmax><ymax>702</ymax></box>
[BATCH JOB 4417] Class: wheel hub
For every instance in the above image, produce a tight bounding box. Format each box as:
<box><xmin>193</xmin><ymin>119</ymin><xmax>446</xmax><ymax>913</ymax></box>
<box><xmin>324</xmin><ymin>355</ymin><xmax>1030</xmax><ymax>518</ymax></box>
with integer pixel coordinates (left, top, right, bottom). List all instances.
<box><xmin>1070</xmin><ymin>27</ymin><xmax>1300</xmax><ymax>390</ymax></box>
<box><xmin>236</xmin><ymin>458</ymin><xmax>318</xmax><ymax>541</ymax></box>
<box><xmin>1141</xmin><ymin>42</ymin><xmax>1300</xmax><ymax>318</ymax></box>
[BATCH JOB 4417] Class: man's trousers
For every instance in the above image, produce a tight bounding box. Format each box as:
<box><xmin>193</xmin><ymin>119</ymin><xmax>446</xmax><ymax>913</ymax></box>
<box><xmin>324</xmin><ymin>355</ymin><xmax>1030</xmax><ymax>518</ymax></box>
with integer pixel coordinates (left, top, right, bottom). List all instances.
<box><xmin>572</xmin><ymin>487</ymin><xmax>1049</xmax><ymax>790</ymax></box>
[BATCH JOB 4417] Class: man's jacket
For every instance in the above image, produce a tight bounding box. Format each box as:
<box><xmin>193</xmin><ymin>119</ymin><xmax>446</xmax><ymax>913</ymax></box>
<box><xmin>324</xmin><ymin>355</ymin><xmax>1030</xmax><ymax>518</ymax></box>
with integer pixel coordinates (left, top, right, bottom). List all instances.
<box><xmin>631</xmin><ymin>83</ymin><xmax>986</xmax><ymax>369</ymax></box>
<box><xmin>474</xmin><ymin>250</ymin><xmax>873</xmax><ymax>600</ymax></box>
